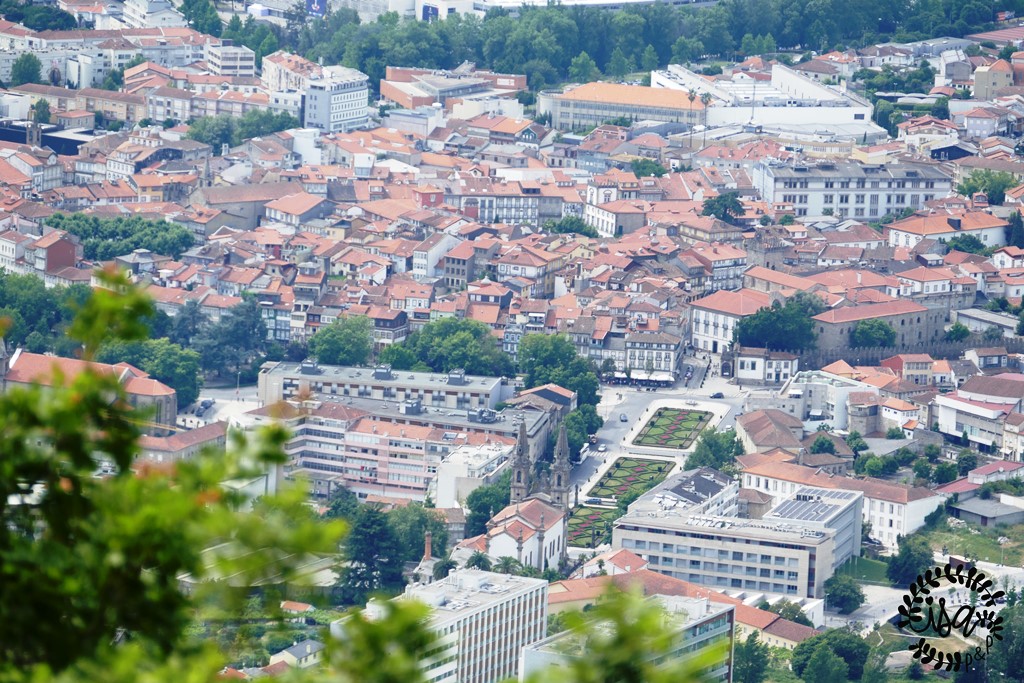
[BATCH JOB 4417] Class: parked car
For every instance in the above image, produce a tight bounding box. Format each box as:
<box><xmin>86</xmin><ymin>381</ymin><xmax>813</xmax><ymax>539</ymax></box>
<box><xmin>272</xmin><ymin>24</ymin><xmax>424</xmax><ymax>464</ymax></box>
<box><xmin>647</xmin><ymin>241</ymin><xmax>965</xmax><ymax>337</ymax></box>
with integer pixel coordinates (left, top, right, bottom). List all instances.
<box><xmin>585</xmin><ymin>498</ymin><xmax>602</xmax><ymax>505</ymax></box>
<box><xmin>710</xmin><ymin>392</ymin><xmax>724</xmax><ymax>399</ymax></box>
<box><xmin>619</xmin><ymin>413</ymin><xmax>628</xmax><ymax>422</ymax></box>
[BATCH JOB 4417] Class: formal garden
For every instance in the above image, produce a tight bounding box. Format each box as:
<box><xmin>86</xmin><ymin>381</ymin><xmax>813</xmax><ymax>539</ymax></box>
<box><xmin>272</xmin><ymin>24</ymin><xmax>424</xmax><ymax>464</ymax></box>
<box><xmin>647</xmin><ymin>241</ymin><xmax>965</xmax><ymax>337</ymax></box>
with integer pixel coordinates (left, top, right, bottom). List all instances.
<box><xmin>588</xmin><ymin>457</ymin><xmax>673</xmax><ymax>498</ymax></box>
<box><xmin>632</xmin><ymin>408</ymin><xmax>712</xmax><ymax>449</ymax></box>
<box><xmin>567</xmin><ymin>506</ymin><xmax>619</xmax><ymax>548</ymax></box>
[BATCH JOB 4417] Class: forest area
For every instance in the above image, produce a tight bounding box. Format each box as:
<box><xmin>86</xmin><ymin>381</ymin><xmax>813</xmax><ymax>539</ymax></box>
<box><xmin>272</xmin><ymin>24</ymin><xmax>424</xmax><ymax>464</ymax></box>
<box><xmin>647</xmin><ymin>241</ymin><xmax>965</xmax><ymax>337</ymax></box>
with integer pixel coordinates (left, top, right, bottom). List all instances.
<box><xmin>201</xmin><ymin>0</ymin><xmax>1024</xmax><ymax>95</ymax></box>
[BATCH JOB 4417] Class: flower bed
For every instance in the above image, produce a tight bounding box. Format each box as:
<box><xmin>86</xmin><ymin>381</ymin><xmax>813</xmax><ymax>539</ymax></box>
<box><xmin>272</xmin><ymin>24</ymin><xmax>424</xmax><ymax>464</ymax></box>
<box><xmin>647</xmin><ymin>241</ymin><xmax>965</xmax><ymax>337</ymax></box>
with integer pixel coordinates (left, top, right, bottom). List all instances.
<box><xmin>587</xmin><ymin>457</ymin><xmax>672</xmax><ymax>498</ymax></box>
<box><xmin>567</xmin><ymin>506</ymin><xmax>618</xmax><ymax>548</ymax></box>
<box><xmin>632</xmin><ymin>408</ymin><xmax>711</xmax><ymax>450</ymax></box>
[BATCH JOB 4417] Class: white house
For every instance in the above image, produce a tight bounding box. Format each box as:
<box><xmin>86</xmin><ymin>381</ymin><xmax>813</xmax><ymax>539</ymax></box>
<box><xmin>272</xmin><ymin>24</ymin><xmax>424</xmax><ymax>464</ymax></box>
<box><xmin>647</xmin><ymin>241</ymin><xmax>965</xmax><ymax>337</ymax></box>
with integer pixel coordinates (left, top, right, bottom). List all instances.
<box><xmin>886</xmin><ymin>210</ymin><xmax>1009</xmax><ymax>249</ymax></box>
<box><xmin>689</xmin><ymin>288</ymin><xmax>771</xmax><ymax>355</ymax></box>
<box><xmin>738</xmin><ymin>452</ymin><xmax>943</xmax><ymax>549</ymax></box>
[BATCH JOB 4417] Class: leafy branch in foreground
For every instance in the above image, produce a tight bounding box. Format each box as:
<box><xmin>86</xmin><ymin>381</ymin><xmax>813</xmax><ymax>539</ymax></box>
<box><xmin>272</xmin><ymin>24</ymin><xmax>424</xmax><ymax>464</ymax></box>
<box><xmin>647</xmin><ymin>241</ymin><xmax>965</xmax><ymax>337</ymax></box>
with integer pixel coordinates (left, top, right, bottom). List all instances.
<box><xmin>0</xmin><ymin>269</ymin><xmax>344</xmax><ymax>681</ymax></box>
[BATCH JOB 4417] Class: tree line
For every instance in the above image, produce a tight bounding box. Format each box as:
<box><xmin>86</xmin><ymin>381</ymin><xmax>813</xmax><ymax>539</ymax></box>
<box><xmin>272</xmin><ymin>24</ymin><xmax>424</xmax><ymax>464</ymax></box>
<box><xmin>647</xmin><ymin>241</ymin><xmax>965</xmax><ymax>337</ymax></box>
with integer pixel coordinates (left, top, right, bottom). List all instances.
<box><xmin>222</xmin><ymin>0</ymin><xmax>1024</xmax><ymax>97</ymax></box>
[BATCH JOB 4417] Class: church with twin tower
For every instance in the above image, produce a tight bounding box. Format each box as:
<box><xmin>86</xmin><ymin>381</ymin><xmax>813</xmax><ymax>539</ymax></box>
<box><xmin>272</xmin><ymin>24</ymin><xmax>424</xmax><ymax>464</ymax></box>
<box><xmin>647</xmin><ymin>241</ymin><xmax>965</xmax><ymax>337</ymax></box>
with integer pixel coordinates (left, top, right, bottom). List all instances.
<box><xmin>509</xmin><ymin>419</ymin><xmax>572</xmax><ymax>510</ymax></box>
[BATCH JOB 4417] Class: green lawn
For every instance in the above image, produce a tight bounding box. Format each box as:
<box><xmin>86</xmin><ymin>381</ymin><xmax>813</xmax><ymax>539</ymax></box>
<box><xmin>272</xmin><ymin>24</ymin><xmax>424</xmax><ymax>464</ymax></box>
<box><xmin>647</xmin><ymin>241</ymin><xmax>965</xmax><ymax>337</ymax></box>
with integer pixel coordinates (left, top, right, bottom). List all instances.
<box><xmin>836</xmin><ymin>556</ymin><xmax>889</xmax><ymax>585</ymax></box>
<box><xmin>567</xmin><ymin>506</ymin><xmax>619</xmax><ymax>548</ymax></box>
<box><xmin>587</xmin><ymin>457</ymin><xmax>672</xmax><ymax>498</ymax></box>
<box><xmin>632</xmin><ymin>408</ymin><xmax>712</xmax><ymax>449</ymax></box>
<box><xmin>919</xmin><ymin>519</ymin><xmax>1024</xmax><ymax>565</ymax></box>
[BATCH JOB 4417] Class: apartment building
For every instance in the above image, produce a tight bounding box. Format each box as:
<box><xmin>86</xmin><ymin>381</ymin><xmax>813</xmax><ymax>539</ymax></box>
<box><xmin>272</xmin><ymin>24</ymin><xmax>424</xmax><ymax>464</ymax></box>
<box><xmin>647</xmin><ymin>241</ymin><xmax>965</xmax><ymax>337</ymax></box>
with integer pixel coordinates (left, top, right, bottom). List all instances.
<box><xmin>261</xmin><ymin>50</ymin><xmax>323</xmax><ymax>92</ymax></box>
<box><xmin>257</xmin><ymin>362</ymin><xmax>506</xmax><ymax>410</ymax></box>
<box><xmin>683</xmin><ymin>242</ymin><xmax>748</xmax><ymax>292</ymax></box>
<box><xmin>303</xmin><ymin>65</ymin><xmax>370</xmax><ymax>133</ymax></box>
<box><xmin>752</xmin><ymin>160</ymin><xmax>952</xmax><ymax>219</ymax></box>
<box><xmin>935</xmin><ymin>373</ymin><xmax>1024</xmax><ymax>451</ymax></box>
<box><xmin>204</xmin><ymin>42</ymin><xmax>256</xmax><ymax>78</ymax></box>
<box><xmin>521</xmin><ymin>595</ymin><xmax>734</xmax><ymax>683</ymax></box>
<box><xmin>614</xmin><ymin>482</ymin><xmax>861</xmax><ymax>599</ymax></box>
<box><xmin>243</xmin><ymin>399</ymin><xmax>500</xmax><ymax>501</ymax></box>
<box><xmin>880</xmin><ymin>353</ymin><xmax>935</xmax><ymax>386</ymax></box>
<box><xmin>122</xmin><ymin>0</ymin><xmax>185</xmax><ymax>28</ymax></box>
<box><xmin>443</xmin><ymin>177</ymin><xmax>541</xmax><ymax>226</ymax></box>
<box><xmin>334</xmin><ymin>570</ymin><xmax>548</xmax><ymax>683</ymax></box>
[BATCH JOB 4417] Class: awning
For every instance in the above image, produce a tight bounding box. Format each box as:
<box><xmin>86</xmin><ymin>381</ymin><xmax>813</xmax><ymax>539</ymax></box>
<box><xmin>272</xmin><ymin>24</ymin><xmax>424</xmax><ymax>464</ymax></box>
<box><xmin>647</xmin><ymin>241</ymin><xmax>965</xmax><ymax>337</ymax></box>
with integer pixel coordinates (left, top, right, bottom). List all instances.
<box><xmin>809</xmin><ymin>409</ymin><xmax>824</xmax><ymax>417</ymax></box>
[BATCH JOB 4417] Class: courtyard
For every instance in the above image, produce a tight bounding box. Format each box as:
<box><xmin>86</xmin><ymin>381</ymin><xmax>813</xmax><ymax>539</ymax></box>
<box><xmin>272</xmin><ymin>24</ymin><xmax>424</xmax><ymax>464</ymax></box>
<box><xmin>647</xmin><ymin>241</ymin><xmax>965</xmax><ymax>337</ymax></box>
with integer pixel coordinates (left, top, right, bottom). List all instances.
<box><xmin>632</xmin><ymin>407</ymin><xmax>712</xmax><ymax>450</ymax></box>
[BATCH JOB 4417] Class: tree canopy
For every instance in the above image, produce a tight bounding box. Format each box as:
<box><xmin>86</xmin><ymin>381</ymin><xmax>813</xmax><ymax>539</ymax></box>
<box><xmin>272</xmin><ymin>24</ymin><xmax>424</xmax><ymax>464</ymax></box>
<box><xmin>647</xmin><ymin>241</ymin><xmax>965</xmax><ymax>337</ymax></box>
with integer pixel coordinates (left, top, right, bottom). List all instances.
<box><xmin>887</xmin><ymin>534</ymin><xmax>935</xmax><ymax>586</ymax></box>
<box><xmin>0</xmin><ymin>271</ymin><xmax>90</xmax><ymax>354</ymax></box>
<box><xmin>684</xmin><ymin>429</ymin><xmax>743</xmax><ymax>470</ymax></box>
<box><xmin>564</xmin><ymin>404</ymin><xmax>604</xmax><ymax>461</ymax></box>
<box><xmin>809</xmin><ymin>435</ymin><xmax>836</xmax><ymax>454</ymax></box>
<box><xmin>701</xmin><ymin>193</ymin><xmax>743</xmax><ymax>224</ymax></box>
<box><xmin>0</xmin><ymin>269</ymin><xmax>343</xmax><ymax>679</ymax></box>
<box><xmin>791</xmin><ymin>627</ymin><xmax>870</xmax><ymax>680</ymax></box>
<box><xmin>764</xmin><ymin>599</ymin><xmax>812</xmax><ymax>627</ymax></box>
<box><xmin>465</xmin><ymin>470</ymin><xmax>511</xmax><ymax>537</ymax></box>
<box><xmin>10</xmin><ymin>53</ymin><xmax>42</xmax><ymax>87</ymax></box>
<box><xmin>382</xmin><ymin>317</ymin><xmax>515</xmax><ymax>378</ymax></box>
<box><xmin>46</xmin><ymin>212</ymin><xmax>194</xmax><ymax>261</ymax></box>
<box><xmin>958</xmin><ymin>169</ymin><xmax>1018</xmax><ymax>205</ymax></box>
<box><xmin>734</xmin><ymin>292</ymin><xmax>826</xmax><ymax>352</ymax></box>
<box><xmin>824</xmin><ymin>574</ymin><xmax>865</xmax><ymax>614</ymax></box>
<box><xmin>631</xmin><ymin>158</ymin><xmax>668</xmax><ymax>178</ymax></box>
<box><xmin>850</xmin><ymin>318</ymin><xmax>897</xmax><ymax>348</ymax></box>
<box><xmin>96</xmin><ymin>337</ymin><xmax>203</xmax><ymax>406</ymax></box>
<box><xmin>0</xmin><ymin>0</ymin><xmax>76</xmax><ymax>30</ymax></box>
<box><xmin>31</xmin><ymin>99</ymin><xmax>50</xmax><ymax>124</ymax></box>
<box><xmin>180</xmin><ymin>0</ymin><xmax>222</xmax><ymax>36</ymax></box>
<box><xmin>946</xmin><ymin>233</ymin><xmax>989</xmax><ymax>255</ymax></box>
<box><xmin>192</xmin><ymin>298</ymin><xmax>269</xmax><ymax>379</ymax></box>
<box><xmin>518</xmin><ymin>334</ymin><xmax>600</xmax><ymax>407</ymax></box>
<box><xmin>187</xmin><ymin>109</ymin><xmax>300</xmax><ymax>148</ymax></box>
<box><xmin>733</xmin><ymin>631</ymin><xmax>769</xmax><ymax>683</ymax></box>
<box><xmin>544</xmin><ymin>216</ymin><xmax>599</xmax><ymax>238</ymax></box>
<box><xmin>308</xmin><ymin>316</ymin><xmax>373</xmax><ymax>366</ymax></box>
<box><xmin>334</xmin><ymin>504</ymin><xmax>406</xmax><ymax>605</ymax></box>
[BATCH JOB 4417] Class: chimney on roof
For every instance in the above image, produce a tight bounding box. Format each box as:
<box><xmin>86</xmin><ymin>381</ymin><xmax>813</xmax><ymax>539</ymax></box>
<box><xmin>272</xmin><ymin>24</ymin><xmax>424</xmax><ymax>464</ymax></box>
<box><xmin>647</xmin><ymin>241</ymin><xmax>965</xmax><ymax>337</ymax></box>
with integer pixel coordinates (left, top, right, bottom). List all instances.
<box><xmin>423</xmin><ymin>530</ymin><xmax>433</xmax><ymax>561</ymax></box>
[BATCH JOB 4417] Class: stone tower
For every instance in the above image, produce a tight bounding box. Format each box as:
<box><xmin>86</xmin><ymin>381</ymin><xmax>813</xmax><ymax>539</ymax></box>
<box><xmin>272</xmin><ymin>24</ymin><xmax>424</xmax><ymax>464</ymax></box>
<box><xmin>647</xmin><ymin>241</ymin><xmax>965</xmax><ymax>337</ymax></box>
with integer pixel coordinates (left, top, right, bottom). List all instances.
<box><xmin>509</xmin><ymin>419</ymin><xmax>530</xmax><ymax>504</ymax></box>
<box><xmin>550</xmin><ymin>423</ymin><xmax>571</xmax><ymax>510</ymax></box>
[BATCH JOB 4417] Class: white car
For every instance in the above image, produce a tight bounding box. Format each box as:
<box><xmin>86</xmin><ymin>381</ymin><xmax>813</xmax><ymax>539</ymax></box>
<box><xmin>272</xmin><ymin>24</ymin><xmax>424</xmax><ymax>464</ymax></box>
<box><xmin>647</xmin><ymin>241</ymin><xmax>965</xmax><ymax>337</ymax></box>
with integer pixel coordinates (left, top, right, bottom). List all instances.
<box><xmin>598</xmin><ymin>445</ymin><xmax>607</xmax><ymax>452</ymax></box>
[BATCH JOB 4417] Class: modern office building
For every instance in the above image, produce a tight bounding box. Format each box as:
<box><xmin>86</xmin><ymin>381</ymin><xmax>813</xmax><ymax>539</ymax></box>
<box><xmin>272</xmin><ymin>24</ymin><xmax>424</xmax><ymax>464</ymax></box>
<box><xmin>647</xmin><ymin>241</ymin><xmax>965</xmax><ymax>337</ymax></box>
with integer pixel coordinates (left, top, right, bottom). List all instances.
<box><xmin>613</xmin><ymin>482</ymin><xmax>862</xmax><ymax>599</ymax></box>
<box><xmin>520</xmin><ymin>594</ymin><xmax>734</xmax><ymax>683</ymax></box>
<box><xmin>303</xmin><ymin>65</ymin><xmax>370</xmax><ymax>133</ymax></box>
<box><xmin>334</xmin><ymin>569</ymin><xmax>548</xmax><ymax>683</ymax></box>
